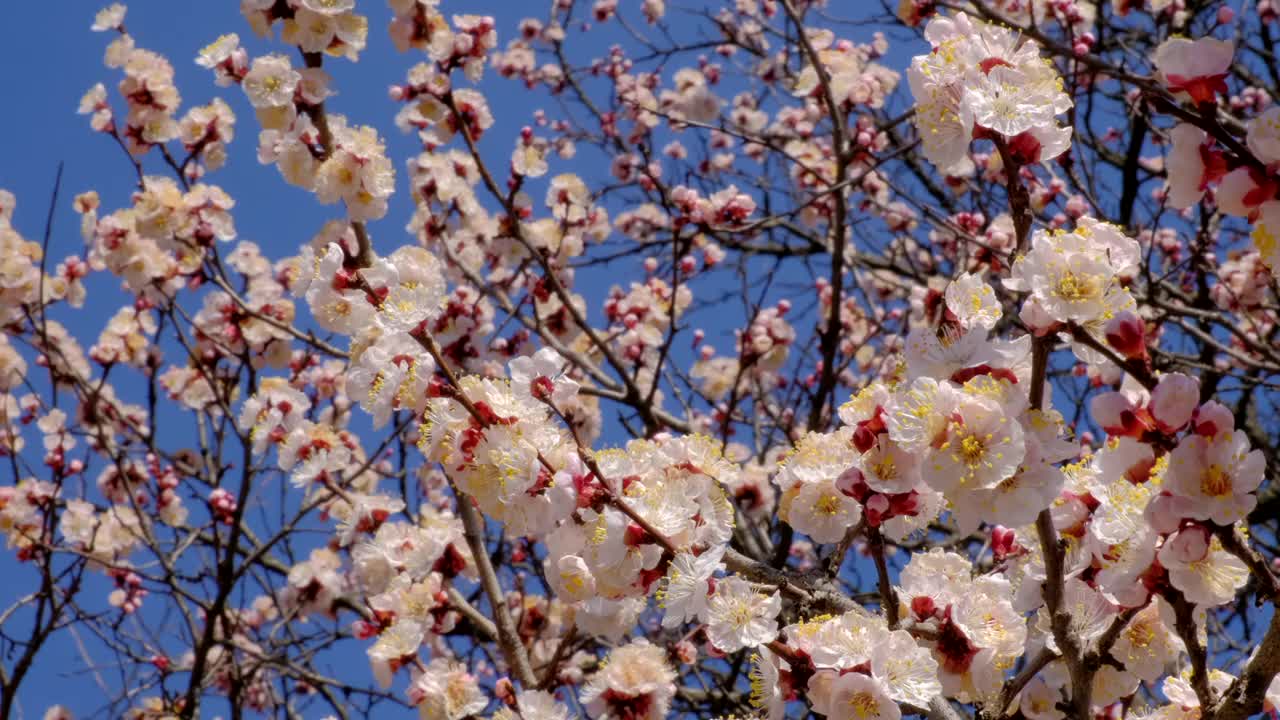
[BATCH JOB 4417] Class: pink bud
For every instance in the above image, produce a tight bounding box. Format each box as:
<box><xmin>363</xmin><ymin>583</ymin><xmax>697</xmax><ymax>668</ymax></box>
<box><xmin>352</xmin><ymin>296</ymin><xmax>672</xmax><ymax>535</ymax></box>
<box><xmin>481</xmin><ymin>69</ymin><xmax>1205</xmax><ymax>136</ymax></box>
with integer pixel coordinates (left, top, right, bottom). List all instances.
<box><xmin>991</xmin><ymin>526</ymin><xmax>1020</xmax><ymax>560</ymax></box>
<box><xmin>674</xmin><ymin>639</ymin><xmax>698</xmax><ymax>664</ymax></box>
<box><xmin>1089</xmin><ymin>391</ymin><xmax>1134</xmax><ymax>434</ymax></box>
<box><xmin>864</xmin><ymin>493</ymin><xmax>891</xmax><ymax>526</ymax></box>
<box><xmin>1193</xmin><ymin>400</ymin><xmax>1234</xmax><ymax>437</ymax></box>
<box><xmin>1050</xmin><ymin>493</ymin><xmax>1090</xmax><ymax>535</ymax></box>
<box><xmin>1104</xmin><ymin>311</ymin><xmax>1146</xmax><ymax>359</ymax></box>
<box><xmin>1018</xmin><ymin>298</ymin><xmax>1059</xmax><ymax>336</ymax></box>
<box><xmin>835</xmin><ymin>467</ymin><xmax>866</xmax><ymax>498</ymax></box>
<box><xmin>1218</xmin><ymin>5</ymin><xmax>1235</xmax><ymax>23</ymax></box>
<box><xmin>911</xmin><ymin>595</ymin><xmax>937</xmax><ymax>621</ymax></box>
<box><xmin>1145</xmin><ymin>492</ymin><xmax>1194</xmax><ymax>534</ymax></box>
<box><xmin>495</xmin><ymin>678</ymin><xmax>517</xmax><ymax>706</ymax></box>
<box><xmin>1158</xmin><ymin>525</ymin><xmax>1210</xmax><ymax>567</ymax></box>
<box><xmin>643</xmin><ymin>257</ymin><xmax>658</xmax><ymax>273</ymax></box>
<box><xmin>1149</xmin><ymin>373</ymin><xmax>1199</xmax><ymax>433</ymax></box>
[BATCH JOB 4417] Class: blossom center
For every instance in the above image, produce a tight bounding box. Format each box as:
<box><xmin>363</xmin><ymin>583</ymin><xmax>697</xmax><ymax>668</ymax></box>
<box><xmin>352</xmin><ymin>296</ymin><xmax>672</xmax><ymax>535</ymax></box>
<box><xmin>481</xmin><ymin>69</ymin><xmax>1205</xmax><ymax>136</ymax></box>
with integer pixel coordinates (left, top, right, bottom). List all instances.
<box><xmin>872</xmin><ymin>456</ymin><xmax>897</xmax><ymax>481</ymax></box>
<box><xmin>1200</xmin><ymin>464</ymin><xmax>1232</xmax><ymax>497</ymax></box>
<box><xmin>814</xmin><ymin>493</ymin><xmax>842</xmax><ymax>516</ymax></box>
<box><xmin>848</xmin><ymin>690</ymin><xmax>881</xmax><ymax>719</ymax></box>
<box><xmin>728</xmin><ymin>601</ymin><xmax>754</xmax><ymax>628</ymax></box>
<box><xmin>1125</xmin><ymin>621</ymin><xmax>1155</xmax><ymax>649</ymax></box>
<box><xmin>957</xmin><ymin>433</ymin><xmax>987</xmax><ymax>465</ymax></box>
<box><xmin>1053</xmin><ymin>270</ymin><xmax>1101</xmax><ymax>303</ymax></box>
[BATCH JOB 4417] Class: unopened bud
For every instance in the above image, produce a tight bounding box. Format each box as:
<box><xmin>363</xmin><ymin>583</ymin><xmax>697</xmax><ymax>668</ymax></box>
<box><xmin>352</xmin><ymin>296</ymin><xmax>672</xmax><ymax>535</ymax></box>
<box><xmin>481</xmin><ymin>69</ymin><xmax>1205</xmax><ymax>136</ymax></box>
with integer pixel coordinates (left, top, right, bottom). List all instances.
<box><xmin>1149</xmin><ymin>373</ymin><xmax>1199</xmax><ymax>434</ymax></box>
<box><xmin>495</xmin><ymin>678</ymin><xmax>517</xmax><ymax>707</ymax></box>
<box><xmin>1104</xmin><ymin>311</ymin><xmax>1146</xmax><ymax>359</ymax></box>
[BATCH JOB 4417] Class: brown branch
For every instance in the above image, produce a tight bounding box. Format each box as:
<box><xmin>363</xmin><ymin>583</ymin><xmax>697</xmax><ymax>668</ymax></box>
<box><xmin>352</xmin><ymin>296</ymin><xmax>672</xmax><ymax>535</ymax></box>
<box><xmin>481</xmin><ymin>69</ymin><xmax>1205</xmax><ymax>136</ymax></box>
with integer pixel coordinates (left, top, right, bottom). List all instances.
<box><xmin>453</xmin><ymin>483</ymin><xmax>537</xmax><ymax>688</ymax></box>
<box><xmin>868</xmin><ymin>526</ymin><xmax>900</xmax><ymax>628</ymax></box>
<box><xmin>780</xmin><ymin>0</ymin><xmax>852</xmax><ymax>432</ymax></box>
<box><xmin>1170</xmin><ymin>591</ymin><xmax>1214</xmax><ymax>710</ymax></box>
<box><xmin>1210</xmin><ymin>604</ymin><xmax>1280</xmax><ymax>720</ymax></box>
<box><xmin>998</xmin><ymin>647</ymin><xmax>1059</xmax><ymax>719</ymax></box>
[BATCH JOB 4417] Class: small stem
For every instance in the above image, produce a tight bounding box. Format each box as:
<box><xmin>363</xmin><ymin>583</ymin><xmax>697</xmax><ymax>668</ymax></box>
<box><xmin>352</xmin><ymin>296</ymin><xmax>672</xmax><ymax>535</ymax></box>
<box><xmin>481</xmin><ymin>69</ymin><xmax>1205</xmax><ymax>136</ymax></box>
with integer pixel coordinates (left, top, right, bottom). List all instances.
<box><xmin>453</xmin><ymin>484</ymin><xmax>537</xmax><ymax>689</ymax></box>
<box><xmin>1171</xmin><ymin>591</ymin><xmax>1213</xmax><ymax>709</ymax></box>
<box><xmin>868</xmin><ymin>527</ymin><xmax>900</xmax><ymax>628</ymax></box>
<box><xmin>300</xmin><ymin>51</ymin><xmax>375</xmax><ymax>269</ymax></box>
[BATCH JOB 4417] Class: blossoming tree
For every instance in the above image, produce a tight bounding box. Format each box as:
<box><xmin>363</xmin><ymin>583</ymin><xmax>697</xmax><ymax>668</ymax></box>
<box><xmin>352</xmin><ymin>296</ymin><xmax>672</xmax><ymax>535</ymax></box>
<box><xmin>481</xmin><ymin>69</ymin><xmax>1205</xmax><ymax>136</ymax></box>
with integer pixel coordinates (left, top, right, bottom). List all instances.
<box><xmin>4</xmin><ymin>0</ymin><xmax>1280</xmax><ymax>719</ymax></box>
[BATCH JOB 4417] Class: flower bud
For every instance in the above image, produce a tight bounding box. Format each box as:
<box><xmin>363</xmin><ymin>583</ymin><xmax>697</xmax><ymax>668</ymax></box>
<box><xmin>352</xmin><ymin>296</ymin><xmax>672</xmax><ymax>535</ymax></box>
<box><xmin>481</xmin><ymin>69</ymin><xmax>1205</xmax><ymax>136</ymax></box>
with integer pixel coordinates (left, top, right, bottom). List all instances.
<box><xmin>1149</xmin><ymin>372</ymin><xmax>1199</xmax><ymax>433</ymax></box>
<box><xmin>1159</xmin><ymin>525</ymin><xmax>1210</xmax><ymax>566</ymax></box>
<box><xmin>835</xmin><ymin>467</ymin><xmax>866</xmax><ymax>499</ymax></box>
<box><xmin>1018</xmin><ymin>298</ymin><xmax>1059</xmax><ymax>336</ymax></box>
<box><xmin>911</xmin><ymin>595</ymin><xmax>937</xmax><ymax>621</ymax></box>
<box><xmin>1090</xmin><ymin>391</ymin><xmax>1135</xmax><ymax>434</ymax></box>
<box><xmin>555</xmin><ymin>555</ymin><xmax>595</xmax><ymax>602</ymax></box>
<box><xmin>1193</xmin><ymin>400</ymin><xmax>1234</xmax><ymax>437</ymax></box>
<box><xmin>1104</xmin><ymin>311</ymin><xmax>1146</xmax><ymax>359</ymax></box>
<box><xmin>864</xmin><ymin>493</ymin><xmax>891</xmax><ymax>526</ymax></box>
<box><xmin>674</xmin><ymin>639</ymin><xmax>698</xmax><ymax>665</ymax></box>
<box><xmin>991</xmin><ymin>526</ymin><xmax>1021</xmax><ymax>561</ymax></box>
<box><xmin>1144</xmin><ymin>492</ymin><xmax>1195</xmax><ymax>534</ymax></box>
<box><xmin>495</xmin><ymin>678</ymin><xmax>517</xmax><ymax>707</ymax></box>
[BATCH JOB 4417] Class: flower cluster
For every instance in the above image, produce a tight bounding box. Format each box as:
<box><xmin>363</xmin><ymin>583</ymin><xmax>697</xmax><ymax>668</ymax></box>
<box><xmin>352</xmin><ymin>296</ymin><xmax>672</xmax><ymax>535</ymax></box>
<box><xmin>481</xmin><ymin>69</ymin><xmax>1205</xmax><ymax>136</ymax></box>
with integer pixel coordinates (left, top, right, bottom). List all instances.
<box><xmin>775</xmin><ymin>282</ymin><xmax>1075</xmax><ymax>540</ymax></box>
<box><xmin>1006</xmin><ymin>217</ymin><xmax>1140</xmax><ymax>335</ymax></box>
<box><xmin>581</xmin><ymin>639</ymin><xmax>677</xmax><ymax>720</ymax></box>
<box><xmin>9</xmin><ymin>3</ymin><xmax>1280</xmax><ymax>720</ymax></box>
<box><xmin>908</xmin><ymin>12</ymin><xmax>1073</xmax><ymax>175</ymax></box>
<box><xmin>791</xmin><ymin>29</ymin><xmax>899</xmax><ymax>111</ymax></box>
<box><xmin>1157</xmin><ymin>35</ymin><xmax>1280</xmax><ymax>277</ymax></box>
<box><xmin>87</xmin><ymin>8</ymin><xmax>184</xmax><ymax>155</ymax></box>
<box><xmin>241</xmin><ymin>0</ymin><xmax>368</xmax><ymax>60</ymax></box>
